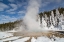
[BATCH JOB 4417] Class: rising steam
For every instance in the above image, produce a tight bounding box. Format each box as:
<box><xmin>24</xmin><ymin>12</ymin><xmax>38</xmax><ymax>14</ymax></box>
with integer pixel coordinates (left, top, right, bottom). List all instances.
<box><xmin>23</xmin><ymin>0</ymin><xmax>42</xmax><ymax>32</ymax></box>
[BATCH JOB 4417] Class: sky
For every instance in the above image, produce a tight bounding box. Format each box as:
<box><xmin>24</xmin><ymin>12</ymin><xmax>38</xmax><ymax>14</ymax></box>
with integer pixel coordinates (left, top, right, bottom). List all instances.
<box><xmin>0</xmin><ymin>0</ymin><xmax>64</xmax><ymax>24</ymax></box>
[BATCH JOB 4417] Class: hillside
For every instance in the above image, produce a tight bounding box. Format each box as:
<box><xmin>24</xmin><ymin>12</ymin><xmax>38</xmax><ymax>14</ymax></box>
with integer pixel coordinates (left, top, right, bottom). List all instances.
<box><xmin>0</xmin><ymin>20</ymin><xmax>23</xmax><ymax>31</ymax></box>
<box><xmin>39</xmin><ymin>7</ymin><xmax>64</xmax><ymax>29</ymax></box>
<box><xmin>39</xmin><ymin>7</ymin><xmax>64</xmax><ymax>24</ymax></box>
<box><xmin>0</xmin><ymin>7</ymin><xmax>64</xmax><ymax>31</ymax></box>
<box><xmin>39</xmin><ymin>7</ymin><xmax>64</xmax><ymax>17</ymax></box>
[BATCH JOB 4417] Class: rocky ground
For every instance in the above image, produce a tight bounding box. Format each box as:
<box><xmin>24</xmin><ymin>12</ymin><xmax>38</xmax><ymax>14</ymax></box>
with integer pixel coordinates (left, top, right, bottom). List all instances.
<box><xmin>13</xmin><ymin>31</ymin><xmax>64</xmax><ymax>38</ymax></box>
<box><xmin>13</xmin><ymin>31</ymin><xmax>64</xmax><ymax>42</ymax></box>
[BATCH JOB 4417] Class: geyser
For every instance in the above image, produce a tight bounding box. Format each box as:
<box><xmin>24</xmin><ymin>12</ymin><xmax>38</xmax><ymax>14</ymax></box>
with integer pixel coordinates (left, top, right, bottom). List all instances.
<box><xmin>23</xmin><ymin>0</ymin><xmax>42</xmax><ymax>32</ymax></box>
<box><xmin>14</xmin><ymin>0</ymin><xmax>64</xmax><ymax>32</ymax></box>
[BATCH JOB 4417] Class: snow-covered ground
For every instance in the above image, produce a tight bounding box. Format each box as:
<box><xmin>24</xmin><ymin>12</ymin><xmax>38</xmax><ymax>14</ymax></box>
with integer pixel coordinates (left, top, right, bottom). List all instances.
<box><xmin>0</xmin><ymin>32</ymin><xmax>64</xmax><ymax>42</ymax></box>
<box><xmin>13</xmin><ymin>37</ymin><xmax>30</xmax><ymax>42</ymax></box>
<box><xmin>31</xmin><ymin>36</ymin><xmax>64</xmax><ymax>42</ymax></box>
<box><xmin>0</xmin><ymin>32</ymin><xmax>13</xmax><ymax>39</ymax></box>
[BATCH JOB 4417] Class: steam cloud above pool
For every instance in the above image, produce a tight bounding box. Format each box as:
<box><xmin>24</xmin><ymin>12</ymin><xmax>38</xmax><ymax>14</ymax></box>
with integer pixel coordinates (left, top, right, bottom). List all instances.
<box><xmin>23</xmin><ymin>0</ymin><xmax>42</xmax><ymax>32</ymax></box>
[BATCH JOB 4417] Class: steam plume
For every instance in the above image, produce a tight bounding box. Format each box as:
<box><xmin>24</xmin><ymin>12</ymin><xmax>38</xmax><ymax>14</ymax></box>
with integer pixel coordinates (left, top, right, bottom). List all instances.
<box><xmin>23</xmin><ymin>0</ymin><xmax>42</xmax><ymax>32</ymax></box>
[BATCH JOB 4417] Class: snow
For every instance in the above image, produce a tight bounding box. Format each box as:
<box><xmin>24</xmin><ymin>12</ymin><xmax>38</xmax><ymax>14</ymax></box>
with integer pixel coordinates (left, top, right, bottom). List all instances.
<box><xmin>0</xmin><ymin>40</ymin><xmax>3</xmax><ymax>42</ymax></box>
<box><xmin>0</xmin><ymin>32</ymin><xmax>30</xmax><ymax>42</ymax></box>
<box><xmin>13</xmin><ymin>37</ymin><xmax>30</xmax><ymax>42</ymax></box>
<box><xmin>0</xmin><ymin>32</ymin><xmax>13</xmax><ymax>42</ymax></box>
<box><xmin>0</xmin><ymin>32</ymin><xmax>13</xmax><ymax>39</ymax></box>
<box><xmin>31</xmin><ymin>36</ymin><xmax>64</xmax><ymax>42</ymax></box>
<box><xmin>2</xmin><ymin>36</ymin><xmax>21</xmax><ymax>41</ymax></box>
<box><xmin>31</xmin><ymin>37</ymin><xmax>36</xmax><ymax>42</ymax></box>
<box><xmin>6</xmin><ymin>29</ymin><xmax>17</xmax><ymax>33</ymax></box>
<box><xmin>37</xmin><ymin>9</ymin><xmax>64</xmax><ymax>30</ymax></box>
<box><xmin>36</xmin><ymin>36</ymin><xmax>52</xmax><ymax>42</ymax></box>
<box><xmin>57</xmin><ymin>38</ymin><xmax>64</xmax><ymax>42</ymax></box>
<box><xmin>0</xmin><ymin>32</ymin><xmax>64</xmax><ymax>42</ymax></box>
